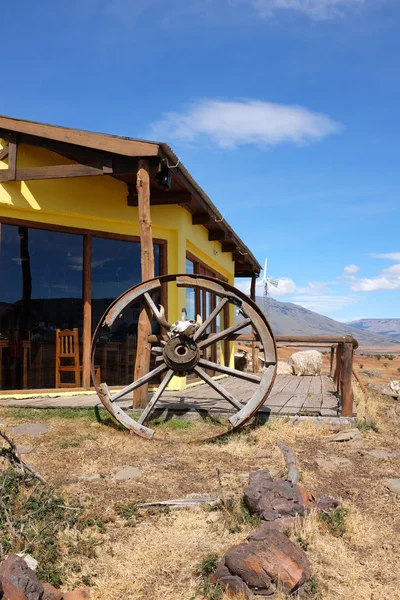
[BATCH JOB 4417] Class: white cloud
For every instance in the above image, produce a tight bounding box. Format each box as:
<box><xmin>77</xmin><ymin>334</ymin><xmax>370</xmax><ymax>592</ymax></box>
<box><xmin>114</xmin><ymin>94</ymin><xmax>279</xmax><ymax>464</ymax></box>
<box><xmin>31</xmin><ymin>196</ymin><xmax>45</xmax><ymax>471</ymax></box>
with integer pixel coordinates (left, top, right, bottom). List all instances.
<box><xmin>370</xmin><ymin>252</ymin><xmax>400</xmax><ymax>261</ymax></box>
<box><xmin>350</xmin><ymin>277</ymin><xmax>400</xmax><ymax>292</ymax></box>
<box><xmin>292</xmin><ymin>294</ymin><xmax>358</xmax><ymax>313</ymax></box>
<box><xmin>249</xmin><ymin>0</ymin><xmax>366</xmax><ymax>20</ymax></box>
<box><xmin>149</xmin><ymin>99</ymin><xmax>342</xmax><ymax>149</ymax></box>
<box><xmin>381</xmin><ymin>264</ymin><xmax>400</xmax><ymax>277</ymax></box>
<box><xmin>344</xmin><ymin>264</ymin><xmax>360</xmax><ymax>276</ymax></box>
<box><xmin>343</xmin><ymin>254</ymin><xmax>400</xmax><ymax>292</ymax></box>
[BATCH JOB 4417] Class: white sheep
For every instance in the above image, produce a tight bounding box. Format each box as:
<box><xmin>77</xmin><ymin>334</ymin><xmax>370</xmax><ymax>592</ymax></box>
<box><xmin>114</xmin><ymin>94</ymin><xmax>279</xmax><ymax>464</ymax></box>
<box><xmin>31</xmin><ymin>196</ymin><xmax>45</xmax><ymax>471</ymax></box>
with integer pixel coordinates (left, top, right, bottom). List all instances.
<box><xmin>290</xmin><ymin>350</ymin><xmax>322</xmax><ymax>376</ymax></box>
<box><xmin>277</xmin><ymin>361</ymin><xmax>294</xmax><ymax>375</ymax></box>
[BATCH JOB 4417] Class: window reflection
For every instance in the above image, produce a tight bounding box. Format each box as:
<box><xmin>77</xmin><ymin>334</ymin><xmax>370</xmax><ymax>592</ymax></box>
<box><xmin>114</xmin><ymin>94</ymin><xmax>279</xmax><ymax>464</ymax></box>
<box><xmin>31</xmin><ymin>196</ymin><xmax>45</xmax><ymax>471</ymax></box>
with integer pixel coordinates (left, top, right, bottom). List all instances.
<box><xmin>0</xmin><ymin>224</ymin><xmax>83</xmax><ymax>390</ymax></box>
<box><xmin>92</xmin><ymin>237</ymin><xmax>160</xmax><ymax>386</ymax></box>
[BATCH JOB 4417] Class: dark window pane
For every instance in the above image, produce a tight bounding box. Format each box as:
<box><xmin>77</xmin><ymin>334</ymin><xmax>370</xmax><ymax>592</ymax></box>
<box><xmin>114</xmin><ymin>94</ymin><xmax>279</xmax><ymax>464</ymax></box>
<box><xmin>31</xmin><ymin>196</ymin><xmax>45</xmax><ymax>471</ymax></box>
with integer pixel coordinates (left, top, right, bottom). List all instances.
<box><xmin>0</xmin><ymin>224</ymin><xmax>83</xmax><ymax>390</ymax></box>
<box><xmin>92</xmin><ymin>237</ymin><xmax>161</xmax><ymax>386</ymax></box>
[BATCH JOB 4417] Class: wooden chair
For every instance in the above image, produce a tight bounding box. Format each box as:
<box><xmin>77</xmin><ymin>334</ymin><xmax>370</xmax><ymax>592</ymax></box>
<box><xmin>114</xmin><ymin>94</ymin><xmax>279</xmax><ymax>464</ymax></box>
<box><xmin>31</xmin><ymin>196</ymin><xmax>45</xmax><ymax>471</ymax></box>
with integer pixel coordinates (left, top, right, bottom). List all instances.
<box><xmin>55</xmin><ymin>328</ymin><xmax>100</xmax><ymax>388</ymax></box>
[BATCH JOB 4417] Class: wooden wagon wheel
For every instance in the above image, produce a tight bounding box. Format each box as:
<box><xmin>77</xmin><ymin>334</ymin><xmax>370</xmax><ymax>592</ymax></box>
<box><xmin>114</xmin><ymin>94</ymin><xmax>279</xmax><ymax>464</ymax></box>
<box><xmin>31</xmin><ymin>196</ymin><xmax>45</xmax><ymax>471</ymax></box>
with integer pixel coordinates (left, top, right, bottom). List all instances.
<box><xmin>91</xmin><ymin>274</ymin><xmax>277</xmax><ymax>439</ymax></box>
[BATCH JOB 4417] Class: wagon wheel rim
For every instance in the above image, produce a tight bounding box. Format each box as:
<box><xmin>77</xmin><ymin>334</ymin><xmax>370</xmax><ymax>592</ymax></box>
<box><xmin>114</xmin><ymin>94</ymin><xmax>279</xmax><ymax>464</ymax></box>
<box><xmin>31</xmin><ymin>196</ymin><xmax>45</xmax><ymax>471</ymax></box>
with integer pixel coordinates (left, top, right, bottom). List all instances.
<box><xmin>91</xmin><ymin>274</ymin><xmax>277</xmax><ymax>439</ymax></box>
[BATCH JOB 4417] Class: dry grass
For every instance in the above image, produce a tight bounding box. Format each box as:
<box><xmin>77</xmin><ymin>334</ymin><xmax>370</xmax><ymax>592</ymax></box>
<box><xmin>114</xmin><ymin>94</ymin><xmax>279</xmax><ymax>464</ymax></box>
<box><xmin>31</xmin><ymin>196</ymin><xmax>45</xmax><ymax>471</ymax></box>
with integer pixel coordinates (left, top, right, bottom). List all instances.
<box><xmin>1</xmin><ymin>392</ymin><xmax>400</xmax><ymax>599</ymax></box>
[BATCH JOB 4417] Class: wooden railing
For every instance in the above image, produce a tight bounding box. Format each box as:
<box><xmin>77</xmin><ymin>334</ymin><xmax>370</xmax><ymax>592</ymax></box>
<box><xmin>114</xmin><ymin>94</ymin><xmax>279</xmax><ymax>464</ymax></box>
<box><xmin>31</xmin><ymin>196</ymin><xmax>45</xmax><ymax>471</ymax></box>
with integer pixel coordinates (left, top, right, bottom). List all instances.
<box><xmin>275</xmin><ymin>335</ymin><xmax>359</xmax><ymax>417</ymax></box>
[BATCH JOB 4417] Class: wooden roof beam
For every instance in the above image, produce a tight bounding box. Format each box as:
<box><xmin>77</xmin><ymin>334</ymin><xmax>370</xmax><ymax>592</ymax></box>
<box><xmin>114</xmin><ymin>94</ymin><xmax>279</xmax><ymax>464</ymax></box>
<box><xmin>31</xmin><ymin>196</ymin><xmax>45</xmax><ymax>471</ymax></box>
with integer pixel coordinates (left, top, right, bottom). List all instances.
<box><xmin>221</xmin><ymin>242</ymin><xmax>236</xmax><ymax>253</ymax></box>
<box><xmin>208</xmin><ymin>230</ymin><xmax>226</xmax><ymax>242</ymax></box>
<box><xmin>192</xmin><ymin>214</ymin><xmax>211</xmax><ymax>225</ymax></box>
<box><xmin>0</xmin><ymin>115</ymin><xmax>160</xmax><ymax>157</ymax></box>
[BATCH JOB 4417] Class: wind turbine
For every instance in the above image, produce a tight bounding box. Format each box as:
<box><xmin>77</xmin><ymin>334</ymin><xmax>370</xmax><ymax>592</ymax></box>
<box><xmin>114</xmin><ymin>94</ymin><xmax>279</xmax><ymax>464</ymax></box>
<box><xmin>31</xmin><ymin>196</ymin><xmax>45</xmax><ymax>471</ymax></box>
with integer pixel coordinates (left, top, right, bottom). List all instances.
<box><xmin>259</xmin><ymin>258</ymin><xmax>279</xmax><ymax>318</ymax></box>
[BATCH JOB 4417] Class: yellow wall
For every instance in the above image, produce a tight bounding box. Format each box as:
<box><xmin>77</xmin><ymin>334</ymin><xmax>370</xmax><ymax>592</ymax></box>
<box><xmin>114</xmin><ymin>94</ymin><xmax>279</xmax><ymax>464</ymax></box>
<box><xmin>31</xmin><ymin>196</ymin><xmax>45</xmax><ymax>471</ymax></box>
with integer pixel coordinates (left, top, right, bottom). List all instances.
<box><xmin>0</xmin><ymin>140</ymin><xmax>235</xmax><ymax>325</ymax></box>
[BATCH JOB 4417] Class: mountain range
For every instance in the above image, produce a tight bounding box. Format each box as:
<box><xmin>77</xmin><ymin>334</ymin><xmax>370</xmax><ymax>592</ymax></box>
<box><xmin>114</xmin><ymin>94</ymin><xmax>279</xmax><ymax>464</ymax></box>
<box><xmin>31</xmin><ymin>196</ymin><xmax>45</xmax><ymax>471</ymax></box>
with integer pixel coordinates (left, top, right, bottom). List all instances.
<box><xmin>251</xmin><ymin>296</ymin><xmax>400</xmax><ymax>347</ymax></box>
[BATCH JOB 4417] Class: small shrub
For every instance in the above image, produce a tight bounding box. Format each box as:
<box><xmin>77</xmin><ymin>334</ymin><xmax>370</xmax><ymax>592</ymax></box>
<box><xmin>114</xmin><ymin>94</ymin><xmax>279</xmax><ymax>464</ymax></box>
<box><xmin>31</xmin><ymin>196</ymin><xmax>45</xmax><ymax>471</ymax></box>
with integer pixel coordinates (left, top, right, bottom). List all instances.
<box><xmin>376</xmin><ymin>354</ymin><xmax>381</xmax><ymax>360</ymax></box>
<box><xmin>304</xmin><ymin>576</ymin><xmax>322</xmax><ymax>599</ymax></box>
<box><xmin>200</xmin><ymin>553</ymin><xmax>219</xmax><ymax>576</ymax></box>
<box><xmin>383</xmin><ymin>362</ymin><xmax>389</xmax><ymax>369</ymax></box>
<box><xmin>356</xmin><ymin>418</ymin><xmax>379</xmax><ymax>433</ymax></box>
<box><xmin>196</xmin><ymin>554</ymin><xmax>223</xmax><ymax>600</ymax></box>
<box><xmin>116</xmin><ymin>502</ymin><xmax>138</xmax><ymax>519</ymax></box>
<box><xmin>295</xmin><ymin>534</ymin><xmax>309</xmax><ymax>551</ymax></box>
<box><xmin>320</xmin><ymin>507</ymin><xmax>348</xmax><ymax>537</ymax></box>
<box><xmin>359</xmin><ymin>364</ymin><xmax>363</xmax><ymax>369</ymax></box>
<box><xmin>397</xmin><ymin>367</ymin><xmax>400</xmax><ymax>373</ymax></box>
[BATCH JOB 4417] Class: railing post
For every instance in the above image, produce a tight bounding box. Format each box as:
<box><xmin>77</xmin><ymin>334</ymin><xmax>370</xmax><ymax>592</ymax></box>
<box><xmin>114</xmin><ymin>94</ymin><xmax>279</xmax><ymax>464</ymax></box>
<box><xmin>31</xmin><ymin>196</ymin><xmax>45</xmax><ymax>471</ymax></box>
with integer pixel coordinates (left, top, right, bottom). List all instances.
<box><xmin>341</xmin><ymin>341</ymin><xmax>354</xmax><ymax>417</ymax></box>
<box><xmin>329</xmin><ymin>346</ymin><xmax>335</xmax><ymax>377</ymax></box>
<box><xmin>334</xmin><ymin>344</ymin><xmax>343</xmax><ymax>393</ymax></box>
<box><xmin>250</xmin><ymin>273</ymin><xmax>259</xmax><ymax>373</ymax></box>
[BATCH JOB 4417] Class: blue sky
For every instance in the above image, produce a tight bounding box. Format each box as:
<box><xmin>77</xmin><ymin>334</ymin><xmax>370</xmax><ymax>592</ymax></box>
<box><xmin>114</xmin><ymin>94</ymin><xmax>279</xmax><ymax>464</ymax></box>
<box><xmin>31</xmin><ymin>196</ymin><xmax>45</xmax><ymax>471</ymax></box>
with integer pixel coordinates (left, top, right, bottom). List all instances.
<box><xmin>2</xmin><ymin>0</ymin><xmax>400</xmax><ymax>321</ymax></box>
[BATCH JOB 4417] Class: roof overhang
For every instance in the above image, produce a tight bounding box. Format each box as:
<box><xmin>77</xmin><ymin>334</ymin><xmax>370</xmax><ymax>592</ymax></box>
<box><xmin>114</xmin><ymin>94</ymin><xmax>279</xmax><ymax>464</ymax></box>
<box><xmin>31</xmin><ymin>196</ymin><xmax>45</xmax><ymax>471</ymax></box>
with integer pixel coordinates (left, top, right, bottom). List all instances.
<box><xmin>0</xmin><ymin>114</ymin><xmax>261</xmax><ymax>277</ymax></box>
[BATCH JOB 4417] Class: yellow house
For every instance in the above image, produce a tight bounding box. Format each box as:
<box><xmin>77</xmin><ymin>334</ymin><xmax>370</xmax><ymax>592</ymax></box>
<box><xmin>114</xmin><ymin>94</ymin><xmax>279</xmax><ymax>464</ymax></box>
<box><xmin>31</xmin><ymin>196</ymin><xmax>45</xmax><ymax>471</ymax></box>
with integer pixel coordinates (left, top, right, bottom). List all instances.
<box><xmin>0</xmin><ymin>115</ymin><xmax>261</xmax><ymax>396</ymax></box>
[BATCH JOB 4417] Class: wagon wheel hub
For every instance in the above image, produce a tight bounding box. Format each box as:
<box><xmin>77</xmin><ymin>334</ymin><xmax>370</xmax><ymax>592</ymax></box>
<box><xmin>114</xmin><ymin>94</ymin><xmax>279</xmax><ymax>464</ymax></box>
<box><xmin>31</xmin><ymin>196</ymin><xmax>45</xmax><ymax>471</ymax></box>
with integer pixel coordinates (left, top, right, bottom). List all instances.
<box><xmin>163</xmin><ymin>336</ymin><xmax>200</xmax><ymax>372</ymax></box>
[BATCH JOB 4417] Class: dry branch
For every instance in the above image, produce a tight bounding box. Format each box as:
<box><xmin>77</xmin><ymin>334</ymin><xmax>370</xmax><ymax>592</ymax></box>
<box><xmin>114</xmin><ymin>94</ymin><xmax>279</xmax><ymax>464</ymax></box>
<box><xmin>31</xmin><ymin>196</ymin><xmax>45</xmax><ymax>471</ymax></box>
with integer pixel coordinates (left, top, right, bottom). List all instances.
<box><xmin>0</xmin><ymin>430</ymin><xmax>47</xmax><ymax>484</ymax></box>
<box><xmin>278</xmin><ymin>441</ymin><xmax>300</xmax><ymax>484</ymax></box>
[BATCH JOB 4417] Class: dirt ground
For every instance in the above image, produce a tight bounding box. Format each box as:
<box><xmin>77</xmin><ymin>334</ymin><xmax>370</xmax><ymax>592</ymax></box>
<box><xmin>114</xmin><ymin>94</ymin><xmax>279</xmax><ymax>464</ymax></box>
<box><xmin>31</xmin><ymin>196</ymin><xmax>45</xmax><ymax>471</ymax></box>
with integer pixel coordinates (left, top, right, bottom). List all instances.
<box><xmin>1</xmin><ymin>386</ymin><xmax>400</xmax><ymax>600</ymax></box>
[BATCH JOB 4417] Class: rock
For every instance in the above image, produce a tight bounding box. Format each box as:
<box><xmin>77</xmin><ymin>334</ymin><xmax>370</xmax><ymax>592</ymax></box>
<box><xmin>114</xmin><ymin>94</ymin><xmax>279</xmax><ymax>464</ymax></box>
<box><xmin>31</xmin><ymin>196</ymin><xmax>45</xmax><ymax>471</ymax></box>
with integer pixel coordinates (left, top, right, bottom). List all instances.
<box><xmin>64</xmin><ymin>589</ymin><xmax>91</xmax><ymax>600</ymax></box>
<box><xmin>78</xmin><ymin>473</ymin><xmax>101</xmax><ymax>481</ymax></box>
<box><xmin>387</xmin><ymin>478</ymin><xmax>400</xmax><ymax>495</ymax></box>
<box><xmin>315</xmin><ymin>456</ymin><xmax>352</xmax><ymax>471</ymax></box>
<box><xmin>238</xmin><ymin>473</ymin><xmax>250</xmax><ymax>481</ymax></box>
<box><xmin>42</xmin><ymin>582</ymin><xmax>64</xmax><ymax>600</ymax></box>
<box><xmin>16</xmin><ymin>445</ymin><xmax>34</xmax><ymax>455</ymax></box>
<box><xmin>364</xmin><ymin>450</ymin><xmax>400</xmax><ymax>460</ymax></box>
<box><xmin>113</xmin><ymin>466</ymin><xmax>140</xmax><ymax>481</ymax></box>
<box><xmin>8</xmin><ymin>422</ymin><xmax>50</xmax><ymax>437</ymax></box>
<box><xmin>329</xmin><ymin>429</ymin><xmax>362</xmax><ymax>443</ymax></box>
<box><xmin>212</xmin><ymin>530</ymin><xmax>311</xmax><ymax>596</ymax></box>
<box><xmin>0</xmin><ymin>554</ymin><xmax>44</xmax><ymax>600</ymax></box>
<box><xmin>244</xmin><ymin>471</ymin><xmax>305</xmax><ymax>521</ymax></box>
<box><xmin>247</xmin><ymin>517</ymin><xmax>299</xmax><ymax>539</ymax></box>
<box><xmin>243</xmin><ymin>470</ymin><xmax>339</xmax><ymax>522</ymax></box>
<box><xmin>15</xmin><ymin>555</ymin><xmax>38</xmax><ymax>572</ymax></box>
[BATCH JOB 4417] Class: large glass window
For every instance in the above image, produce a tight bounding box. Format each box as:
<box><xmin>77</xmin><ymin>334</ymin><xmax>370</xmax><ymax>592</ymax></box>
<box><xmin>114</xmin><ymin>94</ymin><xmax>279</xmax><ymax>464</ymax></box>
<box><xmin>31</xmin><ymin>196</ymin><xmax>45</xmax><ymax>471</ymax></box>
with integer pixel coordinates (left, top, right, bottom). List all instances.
<box><xmin>0</xmin><ymin>224</ymin><xmax>83</xmax><ymax>390</ymax></box>
<box><xmin>91</xmin><ymin>237</ymin><xmax>161</xmax><ymax>386</ymax></box>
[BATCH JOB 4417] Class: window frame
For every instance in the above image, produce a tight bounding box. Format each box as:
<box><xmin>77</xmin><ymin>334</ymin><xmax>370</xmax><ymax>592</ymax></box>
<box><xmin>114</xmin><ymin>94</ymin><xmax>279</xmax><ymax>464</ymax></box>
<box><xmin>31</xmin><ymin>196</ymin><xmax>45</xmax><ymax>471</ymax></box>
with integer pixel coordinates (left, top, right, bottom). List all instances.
<box><xmin>0</xmin><ymin>216</ymin><xmax>168</xmax><ymax>392</ymax></box>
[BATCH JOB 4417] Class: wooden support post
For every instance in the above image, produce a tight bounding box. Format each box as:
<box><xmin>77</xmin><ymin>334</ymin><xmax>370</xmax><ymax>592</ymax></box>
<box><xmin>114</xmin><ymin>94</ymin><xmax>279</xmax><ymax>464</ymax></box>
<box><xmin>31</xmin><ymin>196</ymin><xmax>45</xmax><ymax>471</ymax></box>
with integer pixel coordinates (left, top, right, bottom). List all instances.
<box><xmin>341</xmin><ymin>341</ymin><xmax>354</xmax><ymax>417</ymax></box>
<box><xmin>7</xmin><ymin>133</ymin><xmax>17</xmax><ymax>181</ymax></box>
<box><xmin>329</xmin><ymin>346</ymin><xmax>335</xmax><ymax>377</ymax></box>
<box><xmin>82</xmin><ymin>234</ymin><xmax>92</xmax><ymax>389</ymax></box>
<box><xmin>334</xmin><ymin>344</ymin><xmax>343</xmax><ymax>394</ymax></box>
<box><xmin>133</xmin><ymin>160</ymin><xmax>154</xmax><ymax>408</ymax></box>
<box><xmin>250</xmin><ymin>273</ymin><xmax>259</xmax><ymax>373</ymax></box>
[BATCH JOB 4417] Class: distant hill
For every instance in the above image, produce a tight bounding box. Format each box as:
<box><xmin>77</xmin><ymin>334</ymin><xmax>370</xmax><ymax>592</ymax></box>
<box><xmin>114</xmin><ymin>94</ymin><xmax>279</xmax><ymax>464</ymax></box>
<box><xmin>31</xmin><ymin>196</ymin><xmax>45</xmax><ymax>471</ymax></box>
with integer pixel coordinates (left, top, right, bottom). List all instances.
<box><xmin>241</xmin><ymin>297</ymin><xmax>399</xmax><ymax>347</ymax></box>
<box><xmin>348</xmin><ymin>319</ymin><xmax>400</xmax><ymax>344</ymax></box>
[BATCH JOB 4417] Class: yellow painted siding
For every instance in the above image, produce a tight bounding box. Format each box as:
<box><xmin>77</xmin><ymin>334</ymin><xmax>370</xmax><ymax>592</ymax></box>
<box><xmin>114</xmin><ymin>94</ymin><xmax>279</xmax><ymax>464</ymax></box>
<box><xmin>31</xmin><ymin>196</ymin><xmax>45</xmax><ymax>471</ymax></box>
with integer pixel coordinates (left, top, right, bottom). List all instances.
<box><xmin>0</xmin><ymin>140</ymin><xmax>235</xmax><ymax>336</ymax></box>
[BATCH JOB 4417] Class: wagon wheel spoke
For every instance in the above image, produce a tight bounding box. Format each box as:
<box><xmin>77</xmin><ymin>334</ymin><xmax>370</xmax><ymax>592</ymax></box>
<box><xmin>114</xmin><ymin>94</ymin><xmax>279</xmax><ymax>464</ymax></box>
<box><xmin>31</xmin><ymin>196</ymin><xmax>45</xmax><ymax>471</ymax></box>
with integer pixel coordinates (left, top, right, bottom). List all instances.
<box><xmin>193</xmin><ymin>297</ymin><xmax>229</xmax><ymax>341</ymax></box>
<box><xmin>109</xmin><ymin>362</ymin><xmax>168</xmax><ymax>402</ymax></box>
<box><xmin>197</xmin><ymin>318</ymin><xmax>252</xmax><ymax>350</ymax></box>
<box><xmin>143</xmin><ymin>292</ymin><xmax>170</xmax><ymax>330</ymax></box>
<box><xmin>138</xmin><ymin>369</ymin><xmax>175</xmax><ymax>424</ymax></box>
<box><xmin>198</xmin><ymin>358</ymin><xmax>262</xmax><ymax>383</ymax></box>
<box><xmin>193</xmin><ymin>366</ymin><xmax>244</xmax><ymax>411</ymax></box>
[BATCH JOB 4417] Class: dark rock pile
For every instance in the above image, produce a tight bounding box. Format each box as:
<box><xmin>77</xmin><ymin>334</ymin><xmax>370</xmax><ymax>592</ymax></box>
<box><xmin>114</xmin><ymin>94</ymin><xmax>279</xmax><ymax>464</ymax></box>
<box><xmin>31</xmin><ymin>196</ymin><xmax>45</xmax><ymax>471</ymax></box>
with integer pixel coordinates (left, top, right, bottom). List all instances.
<box><xmin>0</xmin><ymin>555</ymin><xmax>91</xmax><ymax>600</ymax></box>
<box><xmin>211</xmin><ymin>470</ymin><xmax>339</xmax><ymax>598</ymax></box>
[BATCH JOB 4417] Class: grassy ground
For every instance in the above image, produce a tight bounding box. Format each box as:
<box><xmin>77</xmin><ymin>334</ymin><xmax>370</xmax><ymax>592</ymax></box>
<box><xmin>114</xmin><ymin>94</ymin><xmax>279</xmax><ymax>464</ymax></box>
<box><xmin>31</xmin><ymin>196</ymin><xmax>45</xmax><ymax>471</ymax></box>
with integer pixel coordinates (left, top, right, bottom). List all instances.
<box><xmin>1</xmin><ymin>387</ymin><xmax>399</xmax><ymax>599</ymax></box>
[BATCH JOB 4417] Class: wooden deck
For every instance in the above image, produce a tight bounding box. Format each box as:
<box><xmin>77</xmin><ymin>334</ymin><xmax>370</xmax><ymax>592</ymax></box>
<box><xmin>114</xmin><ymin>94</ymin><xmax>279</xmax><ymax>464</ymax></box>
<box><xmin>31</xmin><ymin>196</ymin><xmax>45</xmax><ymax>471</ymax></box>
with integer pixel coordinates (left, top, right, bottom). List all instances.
<box><xmin>0</xmin><ymin>375</ymin><xmax>345</xmax><ymax>417</ymax></box>
<box><xmin>159</xmin><ymin>374</ymin><xmax>341</xmax><ymax>417</ymax></box>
